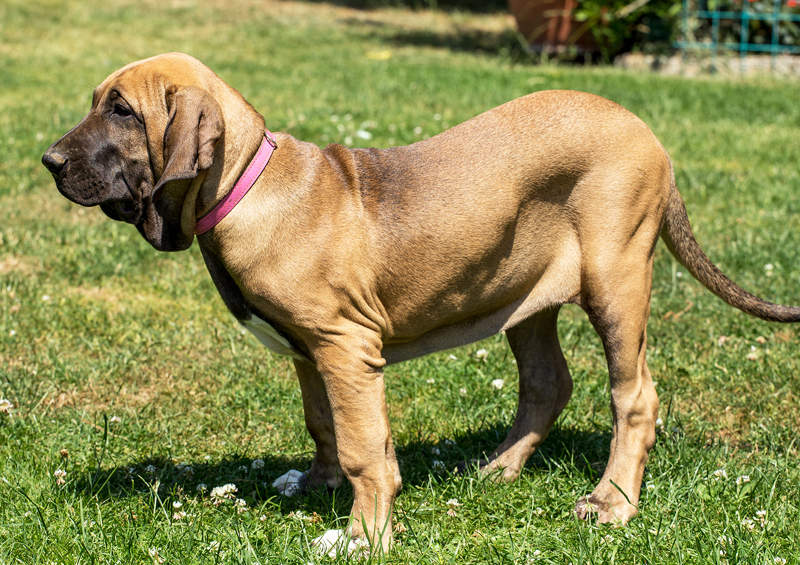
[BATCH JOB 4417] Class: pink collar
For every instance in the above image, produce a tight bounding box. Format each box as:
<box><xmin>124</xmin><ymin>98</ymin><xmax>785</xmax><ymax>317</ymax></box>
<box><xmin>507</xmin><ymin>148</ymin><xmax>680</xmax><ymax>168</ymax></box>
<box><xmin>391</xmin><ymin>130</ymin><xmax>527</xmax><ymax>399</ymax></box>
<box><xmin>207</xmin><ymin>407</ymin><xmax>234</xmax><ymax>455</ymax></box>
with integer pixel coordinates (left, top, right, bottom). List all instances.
<box><xmin>195</xmin><ymin>131</ymin><xmax>277</xmax><ymax>235</ymax></box>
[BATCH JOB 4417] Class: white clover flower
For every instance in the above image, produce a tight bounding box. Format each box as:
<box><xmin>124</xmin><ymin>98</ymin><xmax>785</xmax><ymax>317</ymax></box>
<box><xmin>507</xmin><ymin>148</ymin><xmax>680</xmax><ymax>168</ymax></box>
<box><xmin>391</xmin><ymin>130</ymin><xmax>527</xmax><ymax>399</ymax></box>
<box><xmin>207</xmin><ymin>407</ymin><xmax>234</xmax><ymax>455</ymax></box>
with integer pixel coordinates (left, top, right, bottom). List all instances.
<box><xmin>413</xmin><ymin>126</ymin><xmax>423</xmax><ymax>135</ymax></box>
<box><xmin>426</xmin><ymin>378</ymin><xmax>436</xmax><ymax>384</ymax></box>
<box><xmin>444</xmin><ymin>438</ymin><xmax>456</xmax><ymax>446</ymax></box>
<box><xmin>41</xmin><ymin>294</ymin><xmax>51</xmax><ymax>302</ymax></box>
<box><xmin>172</xmin><ymin>510</ymin><xmax>186</xmax><ymax>520</ymax></box>
<box><xmin>741</xmin><ymin>517</ymin><xmax>756</xmax><ymax>531</ymax></box>
<box><xmin>235</xmin><ymin>498</ymin><xmax>247</xmax><ymax>513</ymax></box>
<box><xmin>144</xmin><ymin>464</ymin><xmax>156</xmax><ymax>475</ymax></box>
<box><xmin>431</xmin><ymin>446</ymin><xmax>440</xmax><ymax>455</ymax></box>
<box><xmin>172</xmin><ymin>500</ymin><xmax>182</xmax><ymax>509</ymax></box>
<box><xmin>109</xmin><ymin>415</ymin><xmax>121</xmax><ymax>424</ymax></box>
<box><xmin>251</xmin><ymin>458</ymin><xmax>265</xmax><ymax>470</ymax></box>
<box><xmin>208</xmin><ymin>540</ymin><xmax>220</xmax><ymax>551</ymax></box>
<box><xmin>756</xmin><ymin>509</ymin><xmax>767</xmax><ymax>520</ymax></box>
<box><xmin>713</xmin><ymin>468</ymin><xmax>728</xmax><ymax>480</ymax></box>
<box><xmin>147</xmin><ymin>547</ymin><xmax>164</xmax><ymax>564</ymax></box>
<box><xmin>210</xmin><ymin>483</ymin><xmax>238</xmax><ymax>502</ymax></box>
<box><xmin>196</xmin><ymin>483</ymin><xmax>208</xmax><ymax>493</ymax></box>
<box><xmin>446</xmin><ymin>498</ymin><xmax>460</xmax><ymax>507</ymax></box>
<box><xmin>491</xmin><ymin>379</ymin><xmax>505</xmax><ymax>390</ymax></box>
<box><xmin>646</xmin><ymin>482</ymin><xmax>655</xmax><ymax>490</ymax></box>
<box><xmin>773</xmin><ymin>558</ymin><xmax>786</xmax><ymax>565</ymax></box>
<box><xmin>448</xmin><ymin>354</ymin><xmax>458</xmax><ymax>361</ymax></box>
<box><xmin>0</xmin><ymin>398</ymin><xmax>13</xmax><ymax>415</ymax></box>
<box><xmin>736</xmin><ymin>475</ymin><xmax>750</xmax><ymax>485</ymax></box>
<box><xmin>53</xmin><ymin>468</ymin><xmax>67</xmax><ymax>485</ymax></box>
<box><xmin>474</xmin><ymin>348</ymin><xmax>489</xmax><ymax>360</ymax></box>
<box><xmin>432</xmin><ymin>459</ymin><xmax>445</xmax><ymax>470</ymax></box>
<box><xmin>459</xmin><ymin>387</ymin><xmax>467</xmax><ymax>396</ymax></box>
<box><xmin>355</xmin><ymin>129</ymin><xmax>372</xmax><ymax>140</ymax></box>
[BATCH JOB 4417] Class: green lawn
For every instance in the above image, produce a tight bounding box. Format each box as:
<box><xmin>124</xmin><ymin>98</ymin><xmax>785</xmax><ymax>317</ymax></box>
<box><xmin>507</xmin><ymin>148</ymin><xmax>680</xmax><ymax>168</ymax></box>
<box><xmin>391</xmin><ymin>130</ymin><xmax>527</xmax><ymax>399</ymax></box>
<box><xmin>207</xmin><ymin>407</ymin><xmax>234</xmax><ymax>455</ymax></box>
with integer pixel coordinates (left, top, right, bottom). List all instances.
<box><xmin>2</xmin><ymin>1</ymin><xmax>800</xmax><ymax>563</ymax></box>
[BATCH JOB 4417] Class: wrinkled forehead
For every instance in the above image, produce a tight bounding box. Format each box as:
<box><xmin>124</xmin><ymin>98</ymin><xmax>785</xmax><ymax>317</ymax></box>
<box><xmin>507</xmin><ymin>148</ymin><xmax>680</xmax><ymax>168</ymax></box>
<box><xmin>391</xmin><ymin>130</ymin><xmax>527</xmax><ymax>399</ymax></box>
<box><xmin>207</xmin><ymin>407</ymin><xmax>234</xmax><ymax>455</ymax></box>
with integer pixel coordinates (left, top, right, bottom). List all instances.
<box><xmin>91</xmin><ymin>54</ymin><xmax>207</xmax><ymax>108</ymax></box>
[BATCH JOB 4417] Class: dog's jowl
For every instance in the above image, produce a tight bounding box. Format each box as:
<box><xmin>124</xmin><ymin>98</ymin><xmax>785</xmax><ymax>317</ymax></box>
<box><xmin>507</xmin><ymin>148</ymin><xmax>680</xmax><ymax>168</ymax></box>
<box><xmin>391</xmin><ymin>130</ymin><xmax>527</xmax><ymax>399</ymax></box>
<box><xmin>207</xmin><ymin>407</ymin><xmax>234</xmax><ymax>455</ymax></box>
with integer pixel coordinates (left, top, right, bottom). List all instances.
<box><xmin>43</xmin><ymin>52</ymin><xmax>800</xmax><ymax>555</ymax></box>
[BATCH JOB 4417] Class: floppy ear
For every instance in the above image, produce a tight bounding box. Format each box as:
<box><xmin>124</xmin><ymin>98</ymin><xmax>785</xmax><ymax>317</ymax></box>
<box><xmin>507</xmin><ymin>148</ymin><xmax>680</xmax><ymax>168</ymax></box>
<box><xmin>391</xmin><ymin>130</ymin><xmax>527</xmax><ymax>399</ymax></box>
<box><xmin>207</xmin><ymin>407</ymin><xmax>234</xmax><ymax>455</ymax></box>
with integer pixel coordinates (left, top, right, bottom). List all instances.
<box><xmin>140</xmin><ymin>85</ymin><xmax>224</xmax><ymax>251</ymax></box>
<box><xmin>155</xmin><ymin>85</ymin><xmax>224</xmax><ymax>192</ymax></box>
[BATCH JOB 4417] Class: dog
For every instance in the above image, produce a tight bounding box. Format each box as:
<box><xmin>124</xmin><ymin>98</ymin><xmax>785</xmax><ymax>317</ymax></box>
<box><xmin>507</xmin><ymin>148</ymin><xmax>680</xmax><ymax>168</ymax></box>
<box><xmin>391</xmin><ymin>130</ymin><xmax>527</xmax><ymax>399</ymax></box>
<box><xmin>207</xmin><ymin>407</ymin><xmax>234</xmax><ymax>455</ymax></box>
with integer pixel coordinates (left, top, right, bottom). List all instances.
<box><xmin>42</xmin><ymin>52</ymin><xmax>799</xmax><ymax>554</ymax></box>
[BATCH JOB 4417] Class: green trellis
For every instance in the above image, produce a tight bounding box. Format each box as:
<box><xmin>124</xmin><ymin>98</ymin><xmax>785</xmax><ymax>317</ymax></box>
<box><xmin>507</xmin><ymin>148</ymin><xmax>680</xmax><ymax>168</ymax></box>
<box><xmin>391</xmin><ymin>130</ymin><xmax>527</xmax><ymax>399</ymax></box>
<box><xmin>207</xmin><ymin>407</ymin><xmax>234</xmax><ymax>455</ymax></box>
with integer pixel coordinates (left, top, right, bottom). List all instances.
<box><xmin>676</xmin><ymin>0</ymin><xmax>800</xmax><ymax>68</ymax></box>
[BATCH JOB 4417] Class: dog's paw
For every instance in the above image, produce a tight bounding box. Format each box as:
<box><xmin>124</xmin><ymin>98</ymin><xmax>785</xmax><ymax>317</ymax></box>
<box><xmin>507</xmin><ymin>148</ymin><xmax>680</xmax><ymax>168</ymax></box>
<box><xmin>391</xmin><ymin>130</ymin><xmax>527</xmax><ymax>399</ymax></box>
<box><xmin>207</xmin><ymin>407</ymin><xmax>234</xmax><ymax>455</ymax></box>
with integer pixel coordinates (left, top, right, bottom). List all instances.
<box><xmin>574</xmin><ymin>494</ymin><xmax>634</xmax><ymax>525</ymax></box>
<box><xmin>272</xmin><ymin>469</ymin><xmax>306</xmax><ymax>497</ymax></box>
<box><xmin>574</xmin><ymin>496</ymin><xmax>601</xmax><ymax>521</ymax></box>
<box><xmin>311</xmin><ymin>529</ymin><xmax>368</xmax><ymax>558</ymax></box>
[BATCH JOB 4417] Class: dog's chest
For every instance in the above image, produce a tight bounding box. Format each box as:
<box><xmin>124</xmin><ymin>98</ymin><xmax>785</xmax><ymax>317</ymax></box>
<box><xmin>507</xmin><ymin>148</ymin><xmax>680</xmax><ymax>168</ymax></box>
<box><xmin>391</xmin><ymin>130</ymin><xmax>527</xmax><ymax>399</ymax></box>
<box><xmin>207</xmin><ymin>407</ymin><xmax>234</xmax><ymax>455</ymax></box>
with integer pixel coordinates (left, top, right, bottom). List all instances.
<box><xmin>241</xmin><ymin>314</ymin><xmax>306</xmax><ymax>360</ymax></box>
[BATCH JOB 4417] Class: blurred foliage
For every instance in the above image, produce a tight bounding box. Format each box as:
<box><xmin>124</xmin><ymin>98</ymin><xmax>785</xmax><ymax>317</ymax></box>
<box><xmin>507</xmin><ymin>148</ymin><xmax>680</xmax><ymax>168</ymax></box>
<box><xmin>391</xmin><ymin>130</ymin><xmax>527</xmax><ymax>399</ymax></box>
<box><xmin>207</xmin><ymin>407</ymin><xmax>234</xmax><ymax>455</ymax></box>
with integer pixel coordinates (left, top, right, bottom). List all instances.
<box><xmin>574</xmin><ymin>0</ymin><xmax>683</xmax><ymax>61</ymax></box>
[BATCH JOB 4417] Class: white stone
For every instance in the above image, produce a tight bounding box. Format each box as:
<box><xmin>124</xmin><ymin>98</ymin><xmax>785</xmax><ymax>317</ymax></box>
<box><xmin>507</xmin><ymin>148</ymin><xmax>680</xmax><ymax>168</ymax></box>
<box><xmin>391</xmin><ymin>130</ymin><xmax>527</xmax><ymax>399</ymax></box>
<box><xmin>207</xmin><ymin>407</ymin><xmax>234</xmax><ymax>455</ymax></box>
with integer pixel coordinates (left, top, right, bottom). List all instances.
<box><xmin>271</xmin><ymin>469</ymin><xmax>306</xmax><ymax>497</ymax></box>
<box><xmin>312</xmin><ymin>529</ymin><xmax>368</xmax><ymax>558</ymax></box>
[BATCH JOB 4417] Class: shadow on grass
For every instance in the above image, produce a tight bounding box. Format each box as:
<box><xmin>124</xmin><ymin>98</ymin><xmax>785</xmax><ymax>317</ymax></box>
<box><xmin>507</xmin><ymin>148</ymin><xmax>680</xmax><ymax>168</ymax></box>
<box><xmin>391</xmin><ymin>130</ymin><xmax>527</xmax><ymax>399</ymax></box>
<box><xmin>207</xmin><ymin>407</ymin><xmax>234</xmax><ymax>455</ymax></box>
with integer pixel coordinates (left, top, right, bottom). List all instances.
<box><xmin>380</xmin><ymin>26</ymin><xmax>534</xmax><ymax>62</ymax></box>
<box><xmin>69</xmin><ymin>422</ymin><xmax>610</xmax><ymax>520</ymax></box>
<box><xmin>301</xmin><ymin>0</ymin><xmax>509</xmax><ymax>14</ymax></box>
<box><xmin>338</xmin><ymin>13</ymin><xmax>593</xmax><ymax>65</ymax></box>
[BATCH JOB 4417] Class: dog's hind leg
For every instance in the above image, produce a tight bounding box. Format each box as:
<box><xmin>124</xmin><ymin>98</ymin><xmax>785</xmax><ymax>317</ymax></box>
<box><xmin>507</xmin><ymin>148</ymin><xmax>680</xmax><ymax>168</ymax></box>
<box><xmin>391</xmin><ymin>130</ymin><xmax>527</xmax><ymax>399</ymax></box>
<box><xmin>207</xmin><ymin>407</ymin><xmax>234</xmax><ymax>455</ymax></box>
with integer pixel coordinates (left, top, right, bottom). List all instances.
<box><xmin>574</xmin><ymin>248</ymin><xmax>659</xmax><ymax>525</ymax></box>
<box><xmin>482</xmin><ymin>307</ymin><xmax>573</xmax><ymax>481</ymax></box>
<box><xmin>294</xmin><ymin>360</ymin><xmax>344</xmax><ymax>490</ymax></box>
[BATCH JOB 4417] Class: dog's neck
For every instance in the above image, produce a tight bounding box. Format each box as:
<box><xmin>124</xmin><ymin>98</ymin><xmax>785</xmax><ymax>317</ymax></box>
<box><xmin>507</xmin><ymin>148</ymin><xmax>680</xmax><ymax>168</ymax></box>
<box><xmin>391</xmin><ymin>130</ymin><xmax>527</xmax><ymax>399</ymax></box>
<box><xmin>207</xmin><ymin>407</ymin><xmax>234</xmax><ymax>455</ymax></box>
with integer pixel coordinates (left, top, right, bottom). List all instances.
<box><xmin>194</xmin><ymin>87</ymin><xmax>267</xmax><ymax>223</ymax></box>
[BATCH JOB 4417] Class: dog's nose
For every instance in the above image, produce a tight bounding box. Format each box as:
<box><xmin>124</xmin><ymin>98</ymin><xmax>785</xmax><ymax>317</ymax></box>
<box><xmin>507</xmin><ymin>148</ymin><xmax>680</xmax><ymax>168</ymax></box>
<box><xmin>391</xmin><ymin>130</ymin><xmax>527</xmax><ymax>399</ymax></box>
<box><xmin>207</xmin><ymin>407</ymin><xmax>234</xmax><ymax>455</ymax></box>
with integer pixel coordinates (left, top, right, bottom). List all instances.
<box><xmin>42</xmin><ymin>150</ymin><xmax>67</xmax><ymax>175</ymax></box>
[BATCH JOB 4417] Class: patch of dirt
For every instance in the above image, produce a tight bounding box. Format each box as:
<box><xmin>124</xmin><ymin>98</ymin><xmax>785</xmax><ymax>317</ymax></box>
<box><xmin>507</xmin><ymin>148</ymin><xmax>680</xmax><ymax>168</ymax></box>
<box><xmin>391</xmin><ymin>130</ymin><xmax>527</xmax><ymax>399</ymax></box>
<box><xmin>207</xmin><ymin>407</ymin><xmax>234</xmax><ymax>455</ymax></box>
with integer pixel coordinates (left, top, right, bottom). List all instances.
<box><xmin>0</xmin><ymin>254</ymin><xmax>41</xmax><ymax>275</ymax></box>
<box><xmin>66</xmin><ymin>285</ymin><xmax>181</xmax><ymax>315</ymax></box>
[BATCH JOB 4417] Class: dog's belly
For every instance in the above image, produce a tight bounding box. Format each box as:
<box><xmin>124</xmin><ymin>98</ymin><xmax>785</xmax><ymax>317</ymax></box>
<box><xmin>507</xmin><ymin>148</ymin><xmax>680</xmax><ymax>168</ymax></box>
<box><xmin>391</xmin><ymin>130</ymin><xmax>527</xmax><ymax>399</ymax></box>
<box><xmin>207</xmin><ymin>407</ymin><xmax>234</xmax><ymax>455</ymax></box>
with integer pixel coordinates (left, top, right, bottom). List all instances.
<box><xmin>381</xmin><ymin>239</ymin><xmax>580</xmax><ymax>364</ymax></box>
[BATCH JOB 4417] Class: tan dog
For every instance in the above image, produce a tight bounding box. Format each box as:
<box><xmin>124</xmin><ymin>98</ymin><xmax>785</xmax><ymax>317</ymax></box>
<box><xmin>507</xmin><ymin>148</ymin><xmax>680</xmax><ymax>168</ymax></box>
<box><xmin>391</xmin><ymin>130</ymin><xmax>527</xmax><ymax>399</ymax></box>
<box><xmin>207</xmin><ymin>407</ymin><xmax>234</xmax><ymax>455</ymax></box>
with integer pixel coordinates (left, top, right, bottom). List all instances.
<box><xmin>43</xmin><ymin>53</ymin><xmax>799</xmax><ymax>553</ymax></box>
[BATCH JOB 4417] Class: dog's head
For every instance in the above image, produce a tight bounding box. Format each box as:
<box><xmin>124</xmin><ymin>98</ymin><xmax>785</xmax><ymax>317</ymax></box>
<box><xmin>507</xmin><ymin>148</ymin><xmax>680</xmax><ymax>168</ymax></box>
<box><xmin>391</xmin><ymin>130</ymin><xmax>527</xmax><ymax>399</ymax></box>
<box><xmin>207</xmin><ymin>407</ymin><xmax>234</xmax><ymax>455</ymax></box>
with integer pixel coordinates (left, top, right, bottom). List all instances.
<box><xmin>42</xmin><ymin>53</ymin><xmax>225</xmax><ymax>251</ymax></box>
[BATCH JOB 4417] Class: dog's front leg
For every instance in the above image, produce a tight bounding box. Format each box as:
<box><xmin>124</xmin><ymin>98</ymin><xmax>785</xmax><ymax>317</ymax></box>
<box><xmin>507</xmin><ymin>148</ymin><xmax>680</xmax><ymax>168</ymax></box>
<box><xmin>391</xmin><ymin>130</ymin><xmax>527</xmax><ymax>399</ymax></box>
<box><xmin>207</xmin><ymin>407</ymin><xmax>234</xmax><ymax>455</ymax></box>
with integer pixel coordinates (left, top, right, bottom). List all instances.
<box><xmin>311</xmin><ymin>332</ymin><xmax>399</xmax><ymax>555</ymax></box>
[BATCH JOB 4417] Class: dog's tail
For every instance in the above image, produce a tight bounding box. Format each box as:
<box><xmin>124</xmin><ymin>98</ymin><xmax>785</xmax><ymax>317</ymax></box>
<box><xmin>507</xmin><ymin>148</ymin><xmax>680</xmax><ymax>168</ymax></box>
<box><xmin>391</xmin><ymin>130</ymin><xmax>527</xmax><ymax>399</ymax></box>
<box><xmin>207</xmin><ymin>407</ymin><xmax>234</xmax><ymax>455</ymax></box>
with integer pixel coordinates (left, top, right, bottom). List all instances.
<box><xmin>660</xmin><ymin>177</ymin><xmax>800</xmax><ymax>323</ymax></box>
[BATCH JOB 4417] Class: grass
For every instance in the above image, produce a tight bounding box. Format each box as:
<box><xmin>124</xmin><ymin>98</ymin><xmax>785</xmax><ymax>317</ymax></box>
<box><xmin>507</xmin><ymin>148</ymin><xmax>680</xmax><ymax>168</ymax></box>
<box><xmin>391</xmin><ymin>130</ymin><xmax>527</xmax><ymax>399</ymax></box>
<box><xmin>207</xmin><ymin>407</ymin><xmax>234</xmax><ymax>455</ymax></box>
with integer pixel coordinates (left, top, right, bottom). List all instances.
<box><xmin>1</xmin><ymin>0</ymin><xmax>800</xmax><ymax>562</ymax></box>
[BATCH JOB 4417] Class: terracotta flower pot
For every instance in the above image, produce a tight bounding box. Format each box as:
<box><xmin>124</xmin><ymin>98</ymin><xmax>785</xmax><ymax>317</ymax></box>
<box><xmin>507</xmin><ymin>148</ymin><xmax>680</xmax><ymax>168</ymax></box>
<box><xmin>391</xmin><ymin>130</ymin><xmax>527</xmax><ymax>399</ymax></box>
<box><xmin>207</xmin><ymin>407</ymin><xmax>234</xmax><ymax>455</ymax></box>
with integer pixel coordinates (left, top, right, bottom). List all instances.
<box><xmin>508</xmin><ymin>0</ymin><xmax>597</xmax><ymax>52</ymax></box>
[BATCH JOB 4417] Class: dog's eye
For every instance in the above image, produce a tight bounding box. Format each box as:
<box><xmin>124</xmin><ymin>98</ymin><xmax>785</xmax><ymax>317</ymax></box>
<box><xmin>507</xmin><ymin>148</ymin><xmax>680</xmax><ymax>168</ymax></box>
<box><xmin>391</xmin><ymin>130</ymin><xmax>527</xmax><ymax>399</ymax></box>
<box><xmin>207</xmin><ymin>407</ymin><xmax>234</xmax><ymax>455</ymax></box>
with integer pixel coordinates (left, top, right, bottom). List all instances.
<box><xmin>112</xmin><ymin>103</ymin><xmax>133</xmax><ymax>118</ymax></box>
